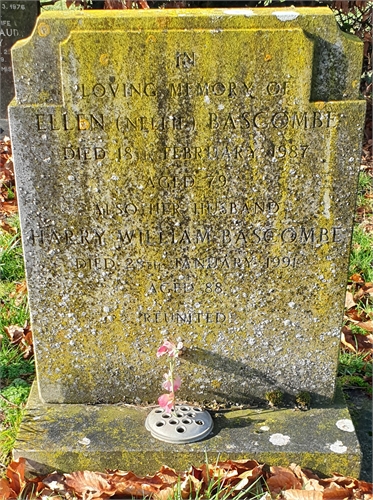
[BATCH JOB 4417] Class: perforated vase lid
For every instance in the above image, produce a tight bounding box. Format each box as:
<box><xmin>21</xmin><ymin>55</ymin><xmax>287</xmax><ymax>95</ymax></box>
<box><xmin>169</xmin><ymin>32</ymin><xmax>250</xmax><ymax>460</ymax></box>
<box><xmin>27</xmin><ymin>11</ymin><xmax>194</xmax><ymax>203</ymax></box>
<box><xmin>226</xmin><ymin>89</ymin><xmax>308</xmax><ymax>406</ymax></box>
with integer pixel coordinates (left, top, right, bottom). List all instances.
<box><xmin>145</xmin><ymin>404</ymin><xmax>214</xmax><ymax>444</ymax></box>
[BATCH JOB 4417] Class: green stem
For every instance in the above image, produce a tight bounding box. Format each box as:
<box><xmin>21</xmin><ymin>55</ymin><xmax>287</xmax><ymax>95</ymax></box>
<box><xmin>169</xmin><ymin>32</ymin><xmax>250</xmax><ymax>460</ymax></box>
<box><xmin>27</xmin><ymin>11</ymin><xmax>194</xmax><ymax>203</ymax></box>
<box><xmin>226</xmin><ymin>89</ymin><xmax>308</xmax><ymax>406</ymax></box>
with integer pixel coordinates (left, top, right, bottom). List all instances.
<box><xmin>169</xmin><ymin>357</ymin><xmax>175</xmax><ymax>411</ymax></box>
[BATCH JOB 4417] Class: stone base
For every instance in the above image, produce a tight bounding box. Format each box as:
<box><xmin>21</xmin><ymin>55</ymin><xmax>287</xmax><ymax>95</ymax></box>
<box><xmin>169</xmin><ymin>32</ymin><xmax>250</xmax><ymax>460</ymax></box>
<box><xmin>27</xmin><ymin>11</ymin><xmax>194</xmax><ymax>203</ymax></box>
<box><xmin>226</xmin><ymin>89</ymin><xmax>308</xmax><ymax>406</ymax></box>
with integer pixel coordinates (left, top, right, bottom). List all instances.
<box><xmin>13</xmin><ymin>382</ymin><xmax>361</xmax><ymax>477</ymax></box>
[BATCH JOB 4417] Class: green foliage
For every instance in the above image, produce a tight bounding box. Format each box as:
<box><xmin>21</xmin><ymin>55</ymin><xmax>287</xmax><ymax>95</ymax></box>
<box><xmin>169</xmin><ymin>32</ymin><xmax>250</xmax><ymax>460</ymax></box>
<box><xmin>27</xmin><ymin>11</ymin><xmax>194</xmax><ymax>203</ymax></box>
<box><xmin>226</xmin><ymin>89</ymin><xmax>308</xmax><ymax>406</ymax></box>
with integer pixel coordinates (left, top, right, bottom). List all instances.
<box><xmin>0</xmin><ymin>339</ymin><xmax>34</xmax><ymax>463</ymax></box>
<box><xmin>0</xmin><ymin>339</ymin><xmax>34</xmax><ymax>382</ymax></box>
<box><xmin>171</xmin><ymin>468</ymin><xmax>265</xmax><ymax>500</ymax></box>
<box><xmin>349</xmin><ymin>323</ymin><xmax>373</xmax><ymax>336</ymax></box>
<box><xmin>0</xmin><ymin>216</ymin><xmax>32</xmax><ymax>466</ymax></box>
<box><xmin>1</xmin><ymin>379</ymin><xmax>31</xmax><ymax>406</ymax></box>
<box><xmin>338</xmin><ymin>375</ymin><xmax>372</xmax><ymax>394</ymax></box>
<box><xmin>332</xmin><ymin>1</ymin><xmax>373</xmax><ymax>37</ymax></box>
<box><xmin>265</xmin><ymin>390</ymin><xmax>283</xmax><ymax>406</ymax></box>
<box><xmin>0</xmin><ymin>217</ymin><xmax>28</xmax><ymax>329</ymax></box>
<box><xmin>0</xmin><ymin>217</ymin><xmax>25</xmax><ymax>283</ymax></box>
<box><xmin>356</xmin><ymin>170</ymin><xmax>373</xmax><ymax>218</ymax></box>
<box><xmin>338</xmin><ymin>351</ymin><xmax>372</xmax><ymax>395</ymax></box>
<box><xmin>295</xmin><ymin>391</ymin><xmax>311</xmax><ymax>410</ymax></box>
<box><xmin>349</xmin><ymin>225</ymin><xmax>373</xmax><ymax>282</ymax></box>
<box><xmin>0</xmin><ymin>378</ymin><xmax>31</xmax><ymax>463</ymax></box>
<box><xmin>358</xmin><ymin>170</ymin><xmax>373</xmax><ymax>193</ymax></box>
<box><xmin>0</xmin><ymin>347</ymin><xmax>33</xmax><ymax>463</ymax></box>
<box><xmin>0</xmin><ymin>295</ymin><xmax>29</xmax><ymax>339</ymax></box>
<box><xmin>339</xmin><ymin>351</ymin><xmax>372</xmax><ymax>378</ymax></box>
<box><xmin>1</xmin><ymin>184</ymin><xmax>15</xmax><ymax>201</ymax></box>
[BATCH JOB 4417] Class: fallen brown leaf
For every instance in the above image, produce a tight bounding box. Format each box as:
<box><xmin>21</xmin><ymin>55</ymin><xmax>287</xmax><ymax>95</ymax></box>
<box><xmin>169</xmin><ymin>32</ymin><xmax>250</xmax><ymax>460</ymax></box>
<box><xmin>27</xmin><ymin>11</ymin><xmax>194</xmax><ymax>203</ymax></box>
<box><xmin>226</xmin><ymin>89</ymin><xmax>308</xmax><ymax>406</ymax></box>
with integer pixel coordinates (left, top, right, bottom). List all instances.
<box><xmin>361</xmin><ymin>223</ymin><xmax>373</xmax><ymax>234</ymax></box>
<box><xmin>154</xmin><ymin>485</ymin><xmax>176</xmax><ymax>500</ymax></box>
<box><xmin>282</xmin><ymin>490</ymin><xmax>323</xmax><ymax>500</ymax></box>
<box><xmin>1</xmin><ymin>458</ymin><xmax>372</xmax><ymax>500</ymax></box>
<box><xmin>353</xmin><ymin>283</ymin><xmax>373</xmax><ymax>302</ymax></box>
<box><xmin>363</xmin><ymin>282</ymin><xmax>373</xmax><ymax>288</ymax></box>
<box><xmin>4</xmin><ymin>323</ymin><xmax>33</xmax><ymax>359</ymax></box>
<box><xmin>357</xmin><ymin>481</ymin><xmax>373</xmax><ymax>495</ymax></box>
<box><xmin>0</xmin><ymin>200</ymin><xmax>18</xmax><ymax>214</ymax></box>
<box><xmin>321</xmin><ymin>469</ymin><xmax>372</xmax><ymax>499</ymax></box>
<box><xmin>0</xmin><ymin>477</ymin><xmax>18</xmax><ymax>499</ymax></box>
<box><xmin>178</xmin><ymin>473</ymin><xmax>202</xmax><ymax>500</ymax></box>
<box><xmin>65</xmin><ymin>470</ymin><xmax>115</xmax><ymax>498</ymax></box>
<box><xmin>0</xmin><ymin>219</ymin><xmax>16</xmax><ymax>234</ymax></box>
<box><xmin>109</xmin><ymin>470</ymin><xmax>166</xmax><ymax>497</ymax></box>
<box><xmin>9</xmin><ymin>280</ymin><xmax>28</xmax><ymax>307</ymax></box>
<box><xmin>289</xmin><ymin>464</ymin><xmax>324</xmax><ymax>490</ymax></box>
<box><xmin>0</xmin><ymin>137</ymin><xmax>16</xmax><ymax>211</ymax></box>
<box><xmin>21</xmin><ymin>477</ymin><xmax>46</xmax><ymax>499</ymax></box>
<box><xmin>345</xmin><ymin>292</ymin><xmax>357</xmax><ymax>310</ymax></box>
<box><xmin>15</xmin><ymin>286</ymin><xmax>27</xmax><ymax>307</ymax></box>
<box><xmin>5</xmin><ymin>458</ymin><xmax>26</xmax><ymax>495</ymax></box>
<box><xmin>356</xmin><ymin>321</ymin><xmax>373</xmax><ymax>333</ymax></box>
<box><xmin>345</xmin><ymin>307</ymin><xmax>367</xmax><ymax>322</ymax></box>
<box><xmin>42</xmin><ymin>472</ymin><xmax>68</xmax><ymax>494</ymax></box>
<box><xmin>14</xmin><ymin>280</ymin><xmax>27</xmax><ymax>295</ymax></box>
<box><xmin>223</xmin><ymin>459</ymin><xmax>261</xmax><ymax>475</ymax></box>
<box><xmin>156</xmin><ymin>465</ymin><xmax>180</xmax><ymax>485</ymax></box>
<box><xmin>321</xmin><ymin>487</ymin><xmax>351</xmax><ymax>500</ymax></box>
<box><xmin>341</xmin><ymin>327</ymin><xmax>373</xmax><ymax>354</ymax></box>
<box><xmin>350</xmin><ymin>273</ymin><xmax>365</xmax><ymax>284</ymax></box>
<box><xmin>324</xmin><ymin>475</ymin><xmax>364</xmax><ymax>488</ymax></box>
<box><xmin>267</xmin><ymin>466</ymin><xmax>302</xmax><ymax>494</ymax></box>
<box><xmin>237</xmin><ymin>464</ymin><xmax>264</xmax><ymax>483</ymax></box>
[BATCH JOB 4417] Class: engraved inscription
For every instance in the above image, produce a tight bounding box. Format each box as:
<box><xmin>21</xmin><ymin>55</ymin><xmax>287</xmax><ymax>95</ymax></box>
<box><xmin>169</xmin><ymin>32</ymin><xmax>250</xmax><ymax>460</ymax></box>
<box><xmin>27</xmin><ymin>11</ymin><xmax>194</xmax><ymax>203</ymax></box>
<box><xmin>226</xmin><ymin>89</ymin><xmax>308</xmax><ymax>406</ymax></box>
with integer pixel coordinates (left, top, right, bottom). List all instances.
<box><xmin>175</xmin><ymin>51</ymin><xmax>196</xmax><ymax>69</ymax></box>
<box><xmin>36</xmin><ymin>112</ymin><xmax>105</xmax><ymax>131</ymax></box>
<box><xmin>139</xmin><ymin>311</ymin><xmax>234</xmax><ymax>324</ymax></box>
<box><xmin>208</xmin><ymin>110</ymin><xmax>335</xmax><ymax>130</ymax></box>
<box><xmin>27</xmin><ymin>225</ymin><xmax>344</xmax><ymax>248</ymax></box>
<box><xmin>9</xmin><ymin>16</ymin><xmax>364</xmax><ymax>404</ymax></box>
<box><xmin>72</xmin><ymin>80</ymin><xmax>291</xmax><ymax>100</ymax></box>
<box><xmin>34</xmin><ymin>109</ymin><xmax>337</xmax><ymax>132</ymax></box>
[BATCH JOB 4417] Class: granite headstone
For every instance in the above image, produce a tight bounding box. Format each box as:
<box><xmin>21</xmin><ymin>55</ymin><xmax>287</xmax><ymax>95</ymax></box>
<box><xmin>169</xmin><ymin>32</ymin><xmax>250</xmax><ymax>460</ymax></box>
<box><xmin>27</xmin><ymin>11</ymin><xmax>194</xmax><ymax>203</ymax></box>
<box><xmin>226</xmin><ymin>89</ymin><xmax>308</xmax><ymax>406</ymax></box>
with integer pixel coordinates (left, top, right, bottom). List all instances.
<box><xmin>9</xmin><ymin>8</ymin><xmax>365</xmax><ymax>475</ymax></box>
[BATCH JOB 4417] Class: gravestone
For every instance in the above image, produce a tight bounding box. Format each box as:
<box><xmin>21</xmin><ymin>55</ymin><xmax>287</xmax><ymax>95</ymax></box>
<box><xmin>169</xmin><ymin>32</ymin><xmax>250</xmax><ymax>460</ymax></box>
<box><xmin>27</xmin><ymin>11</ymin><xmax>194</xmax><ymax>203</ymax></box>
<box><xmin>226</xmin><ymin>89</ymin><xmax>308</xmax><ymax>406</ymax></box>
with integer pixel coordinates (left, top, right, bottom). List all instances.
<box><xmin>9</xmin><ymin>8</ymin><xmax>365</xmax><ymax>476</ymax></box>
<box><xmin>0</xmin><ymin>0</ymin><xmax>38</xmax><ymax>137</ymax></box>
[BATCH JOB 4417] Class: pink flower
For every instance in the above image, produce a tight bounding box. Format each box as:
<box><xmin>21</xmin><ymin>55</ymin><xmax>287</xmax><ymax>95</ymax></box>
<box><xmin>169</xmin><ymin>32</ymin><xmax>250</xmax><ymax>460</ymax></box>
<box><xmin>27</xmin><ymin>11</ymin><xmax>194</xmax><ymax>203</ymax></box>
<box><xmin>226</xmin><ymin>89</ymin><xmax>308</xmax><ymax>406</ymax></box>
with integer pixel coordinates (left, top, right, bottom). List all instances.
<box><xmin>156</xmin><ymin>339</ymin><xmax>183</xmax><ymax>412</ymax></box>
<box><xmin>156</xmin><ymin>340</ymin><xmax>183</xmax><ymax>358</ymax></box>
<box><xmin>162</xmin><ymin>372</ymin><xmax>181</xmax><ymax>392</ymax></box>
<box><xmin>158</xmin><ymin>392</ymin><xmax>175</xmax><ymax>412</ymax></box>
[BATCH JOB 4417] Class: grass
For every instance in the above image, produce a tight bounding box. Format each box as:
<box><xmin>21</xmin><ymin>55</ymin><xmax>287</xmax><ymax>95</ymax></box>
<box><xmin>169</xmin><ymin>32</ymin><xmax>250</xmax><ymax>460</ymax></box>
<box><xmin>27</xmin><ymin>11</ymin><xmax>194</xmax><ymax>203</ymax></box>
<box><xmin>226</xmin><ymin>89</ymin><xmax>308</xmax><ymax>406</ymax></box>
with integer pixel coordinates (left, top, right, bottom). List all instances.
<box><xmin>0</xmin><ymin>217</ymin><xmax>25</xmax><ymax>284</ymax></box>
<box><xmin>0</xmin><ymin>216</ymin><xmax>33</xmax><ymax>467</ymax></box>
<box><xmin>174</xmin><ymin>471</ymin><xmax>266</xmax><ymax>500</ymax></box>
<box><xmin>349</xmin><ymin>225</ymin><xmax>373</xmax><ymax>282</ymax></box>
<box><xmin>336</xmin><ymin>159</ymin><xmax>373</xmax><ymax>395</ymax></box>
<box><xmin>338</xmin><ymin>352</ymin><xmax>372</xmax><ymax>394</ymax></box>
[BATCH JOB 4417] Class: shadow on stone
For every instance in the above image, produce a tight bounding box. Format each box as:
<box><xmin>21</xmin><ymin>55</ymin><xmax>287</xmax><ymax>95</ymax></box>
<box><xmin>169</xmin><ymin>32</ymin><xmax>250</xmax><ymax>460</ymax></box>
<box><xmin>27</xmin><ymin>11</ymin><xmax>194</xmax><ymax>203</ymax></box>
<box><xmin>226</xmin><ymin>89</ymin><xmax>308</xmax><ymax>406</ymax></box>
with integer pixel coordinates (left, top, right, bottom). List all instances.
<box><xmin>186</xmin><ymin>347</ymin><xmax>340</xmax><ymax>407</ymax></box>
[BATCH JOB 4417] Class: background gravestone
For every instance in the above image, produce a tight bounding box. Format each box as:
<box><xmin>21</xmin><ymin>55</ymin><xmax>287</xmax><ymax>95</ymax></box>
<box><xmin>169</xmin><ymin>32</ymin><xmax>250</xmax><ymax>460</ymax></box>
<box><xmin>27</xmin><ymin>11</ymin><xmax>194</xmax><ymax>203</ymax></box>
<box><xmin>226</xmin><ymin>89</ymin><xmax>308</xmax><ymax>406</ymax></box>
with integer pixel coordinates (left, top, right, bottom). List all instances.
<box><xmin>0</xmin><ymin>0</ymin><xmax>39</xmax><ymax>137</ymax></box>
<box><xmin>9</xmin><ymin>8</ymin><xmax>365</xmax><ymax>475</ymax></box>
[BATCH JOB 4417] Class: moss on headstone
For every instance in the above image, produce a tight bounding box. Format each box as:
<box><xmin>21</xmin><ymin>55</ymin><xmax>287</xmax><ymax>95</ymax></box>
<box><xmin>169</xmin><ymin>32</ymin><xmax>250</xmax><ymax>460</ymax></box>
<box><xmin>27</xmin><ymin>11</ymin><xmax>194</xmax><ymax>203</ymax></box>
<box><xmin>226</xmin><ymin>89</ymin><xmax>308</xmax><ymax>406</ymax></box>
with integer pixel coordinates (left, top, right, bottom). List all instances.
<box><xmin>13</xmin><ymin>382</ymin><xmax>361</xmax><ymax>477</ymax></box>
<box><xmin>9</xmin><ymin>8</ymin><xmax>365</xmax><ymax>407</ymax></box>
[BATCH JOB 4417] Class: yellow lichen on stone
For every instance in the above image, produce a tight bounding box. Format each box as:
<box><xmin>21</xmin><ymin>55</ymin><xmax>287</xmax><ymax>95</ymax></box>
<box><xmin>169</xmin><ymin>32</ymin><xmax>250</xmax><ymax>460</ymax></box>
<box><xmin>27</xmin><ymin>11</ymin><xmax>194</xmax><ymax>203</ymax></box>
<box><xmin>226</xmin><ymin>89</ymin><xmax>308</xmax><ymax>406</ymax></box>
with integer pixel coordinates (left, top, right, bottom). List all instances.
<box><xmin>9</xmin><ymin>8</ymin><xmax>365</xmax><ymax>406</ymax></box>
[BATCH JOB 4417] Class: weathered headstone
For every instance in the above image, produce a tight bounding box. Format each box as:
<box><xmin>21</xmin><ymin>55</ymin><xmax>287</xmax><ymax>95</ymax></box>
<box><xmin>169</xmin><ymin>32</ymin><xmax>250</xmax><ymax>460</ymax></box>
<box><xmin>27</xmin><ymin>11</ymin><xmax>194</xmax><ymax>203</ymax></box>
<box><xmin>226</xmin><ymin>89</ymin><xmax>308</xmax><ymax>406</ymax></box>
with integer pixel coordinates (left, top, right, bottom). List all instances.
<box><xmin>0</xmin><ymin>0</ymin><xmax>38</xmax><ymax>137</ymax></box>
<box><xmin>10</xmin><ymin>8</ymin><xmax>365</xmax><ymax>475</ymax></box>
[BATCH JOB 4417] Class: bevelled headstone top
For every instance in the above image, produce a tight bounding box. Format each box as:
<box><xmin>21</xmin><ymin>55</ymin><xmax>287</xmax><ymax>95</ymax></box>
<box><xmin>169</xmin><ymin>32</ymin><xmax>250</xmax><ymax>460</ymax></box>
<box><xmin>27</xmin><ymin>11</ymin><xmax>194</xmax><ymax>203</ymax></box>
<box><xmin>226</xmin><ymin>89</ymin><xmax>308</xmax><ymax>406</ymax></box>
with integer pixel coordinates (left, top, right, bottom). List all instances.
<box><xmin>0</xmin><ymin>0</ymin><xmax>38</xmax><ymax>136</ymax></box>
<box><xmin>9</xmin><ymin>8</ymin><xmax>365</xmax><ymax>405</ymax></box>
